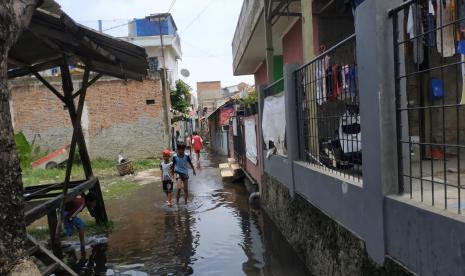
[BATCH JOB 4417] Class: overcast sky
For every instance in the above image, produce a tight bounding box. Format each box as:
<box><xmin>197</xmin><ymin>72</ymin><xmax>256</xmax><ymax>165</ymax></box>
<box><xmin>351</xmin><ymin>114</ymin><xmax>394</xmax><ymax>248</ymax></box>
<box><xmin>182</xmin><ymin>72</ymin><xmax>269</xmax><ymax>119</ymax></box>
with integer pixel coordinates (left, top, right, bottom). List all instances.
<box><xmin>56</xmin><ymin>0</ymin><xmax>254</xmax><ymax>91</ymax></box>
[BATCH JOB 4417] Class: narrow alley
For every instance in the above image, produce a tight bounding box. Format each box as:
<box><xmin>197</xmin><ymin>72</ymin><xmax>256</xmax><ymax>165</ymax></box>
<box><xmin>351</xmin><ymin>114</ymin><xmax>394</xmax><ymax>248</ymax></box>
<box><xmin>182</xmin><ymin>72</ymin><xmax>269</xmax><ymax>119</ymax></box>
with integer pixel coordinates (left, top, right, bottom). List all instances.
<box><xmin>87</xmin><ymin>151</ymin><xmax>309</xmax><ymax>275</ymax></box>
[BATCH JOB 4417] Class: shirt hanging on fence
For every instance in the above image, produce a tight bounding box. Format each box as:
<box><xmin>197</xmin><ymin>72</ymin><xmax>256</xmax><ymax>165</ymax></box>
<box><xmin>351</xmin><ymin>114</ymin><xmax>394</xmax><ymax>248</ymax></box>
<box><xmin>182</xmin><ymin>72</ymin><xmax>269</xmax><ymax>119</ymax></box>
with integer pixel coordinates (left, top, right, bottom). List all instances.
<box><xmin>316</xmin><ymin>59</ymin><xmax>327</xmax><ymax>105</ymax></box>
<box><xmin>436</xmin><ymin>0</ymin><xmax>456</xmax><ymax>57</ymax></box>
<box><xmin>425</xmin><ymin>0</ymin><xmax>437</xmax><ymax>47</ymax></box>
<box><xmin>262</xmin><ymin>93</ymin><xmax>286</xmax><ymax>156</ymax></box>
<box><xmin>244</xmin><ymin>118</ymin><xmax>258</xmax><ymax>165</ymax></box>
<box><xmin>407</xmin><ymin>3</ymin><xmax>425</xmax><ymax>64</ymax></box>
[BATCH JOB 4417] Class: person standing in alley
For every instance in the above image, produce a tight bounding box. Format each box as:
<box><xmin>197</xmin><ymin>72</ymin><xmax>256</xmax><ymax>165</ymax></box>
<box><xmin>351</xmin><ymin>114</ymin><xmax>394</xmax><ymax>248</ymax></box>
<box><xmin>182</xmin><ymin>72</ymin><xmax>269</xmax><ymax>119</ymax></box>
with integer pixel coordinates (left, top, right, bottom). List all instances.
<box><xmin>185</xmin><ymin>133</ymin><xmax>192</xmax><ymax>155</ymax></box>
<box><xmin>172</xmin><ymin>143</ymin><xmax>196</xmax><ymax>205</ymax></box>
<box><xmin>191</xmin><ymin>131</ymin><xmax>203</xmax><ymax>162</ymax></box>
<box><xmin>160</xmin><ymin>149</ymin><xmax>174</xmax><ymax>207</ymax></box>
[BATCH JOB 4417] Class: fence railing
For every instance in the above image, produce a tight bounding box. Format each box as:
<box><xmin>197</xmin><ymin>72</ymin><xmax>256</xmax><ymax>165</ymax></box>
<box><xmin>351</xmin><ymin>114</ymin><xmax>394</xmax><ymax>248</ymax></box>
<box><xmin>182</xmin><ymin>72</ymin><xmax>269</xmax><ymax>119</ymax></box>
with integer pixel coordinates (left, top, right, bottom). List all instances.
<box><xmin>294</xmin><ymin>34</ymin><xmax>361</xmax><ymax>182</ymax></box>
<box><xmin>390</xmin><ymin>0</ymin><xmax>465</xmax><ymax>214</ymax></box>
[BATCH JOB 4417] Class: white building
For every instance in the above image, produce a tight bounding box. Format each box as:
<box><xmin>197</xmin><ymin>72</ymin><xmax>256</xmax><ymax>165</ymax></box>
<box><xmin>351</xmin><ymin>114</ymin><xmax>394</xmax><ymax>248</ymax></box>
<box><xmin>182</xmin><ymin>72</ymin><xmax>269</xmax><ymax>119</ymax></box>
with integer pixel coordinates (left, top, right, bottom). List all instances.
<box><xmin>121</xmin><ymin>13</ymin><xmax>182</xmax><ymax>87</ymax></box>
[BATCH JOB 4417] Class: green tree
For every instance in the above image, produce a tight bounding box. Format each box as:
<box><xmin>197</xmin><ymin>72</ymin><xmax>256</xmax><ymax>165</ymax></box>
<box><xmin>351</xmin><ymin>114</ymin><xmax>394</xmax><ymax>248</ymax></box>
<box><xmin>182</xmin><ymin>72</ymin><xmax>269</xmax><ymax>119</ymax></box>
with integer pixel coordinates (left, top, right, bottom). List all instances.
<box><xmin>170</xmin><ymin>80</ymin><xmax>192</xmax><ymax>114</ymax></box>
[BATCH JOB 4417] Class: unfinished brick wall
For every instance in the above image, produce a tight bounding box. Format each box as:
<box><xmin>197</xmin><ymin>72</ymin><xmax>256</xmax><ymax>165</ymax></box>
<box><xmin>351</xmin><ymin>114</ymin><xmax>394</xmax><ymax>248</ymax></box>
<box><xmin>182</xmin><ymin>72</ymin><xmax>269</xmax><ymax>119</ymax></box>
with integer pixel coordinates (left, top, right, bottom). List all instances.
<box><xmin>196</xmin><ymin>81</ymin><xmax>222</xmax><ymax>111</ymax></box>
<box><xmin>10</xmin><ymin>76</ymin><xmax>168</xmax><ymax>160</ymax></box>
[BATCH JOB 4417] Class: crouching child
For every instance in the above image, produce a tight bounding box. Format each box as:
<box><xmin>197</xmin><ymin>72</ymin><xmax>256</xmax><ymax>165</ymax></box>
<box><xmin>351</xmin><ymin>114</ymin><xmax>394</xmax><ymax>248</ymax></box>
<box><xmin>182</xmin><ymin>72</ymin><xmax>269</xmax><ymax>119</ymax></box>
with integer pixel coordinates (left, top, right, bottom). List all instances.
<box><xmin>63</xmin><ymin>192</ymin><xmax>97</xmax><ymax>257</ymax></box>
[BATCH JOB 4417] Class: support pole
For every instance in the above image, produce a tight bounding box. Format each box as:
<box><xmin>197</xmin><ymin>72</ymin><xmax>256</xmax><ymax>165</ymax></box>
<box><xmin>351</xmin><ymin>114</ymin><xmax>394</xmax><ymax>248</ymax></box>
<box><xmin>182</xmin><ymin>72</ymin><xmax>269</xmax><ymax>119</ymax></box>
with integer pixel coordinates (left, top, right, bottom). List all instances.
<box><xmin>157</xmin><ymin>15</ymin><xmax>172</xmax><ymax>149</ymax></box>
<box><xmin>264</xmin><ymin>0</ymin><xmax>274</xmax><ymax>83</ymax></box>
<box><xmin>60</xmin><ymin>60</ymin><xmax>108</xmax><ymax>224</ymax></box>
<box><xmin>54</xmin><ymin>66</ymin><xmax>90</xmax><ymax>244</ymax></box>
<box><xmin>47</xmin><ymin>211</ymin><xmax>60</xmax><ymax>257</ymax></box>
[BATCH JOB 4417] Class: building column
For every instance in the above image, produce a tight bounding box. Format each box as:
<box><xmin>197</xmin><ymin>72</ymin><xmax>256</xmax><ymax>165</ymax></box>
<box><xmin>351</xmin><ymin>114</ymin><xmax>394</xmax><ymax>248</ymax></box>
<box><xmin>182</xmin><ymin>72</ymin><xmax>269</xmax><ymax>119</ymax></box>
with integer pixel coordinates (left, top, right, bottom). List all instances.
<box><xmin>356</xmin><ymin>0</ymin><xmax>404</xmax><ymax>264</ymax></box>
<box><xmin>284</xmin><ymin>64</ymin><xmax>299</xmax><ymax>197</ymax></box>
<box><xmin>301</xmin><ymin>0</ymin><xmax>315</xmax><ymax>62</ymax></box>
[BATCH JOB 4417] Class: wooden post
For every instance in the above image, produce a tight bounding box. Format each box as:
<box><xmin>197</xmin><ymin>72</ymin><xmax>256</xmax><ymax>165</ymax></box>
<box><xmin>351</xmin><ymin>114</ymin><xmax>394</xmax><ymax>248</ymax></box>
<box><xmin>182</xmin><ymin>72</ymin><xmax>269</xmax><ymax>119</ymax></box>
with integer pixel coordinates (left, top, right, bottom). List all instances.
<box><xmin>54</xmin><ymin>66</ymin><xmax>89</xmax><ymax>241</ymax></box>
<box><xmin>59</xmin><ymin>61</ymin><xmax>108</xmax><ymax>224</ymax></box>
<box><xmin>47</xmin><ymin>211</ymin><xmax>61</xmax><ymax>257</ymax></box>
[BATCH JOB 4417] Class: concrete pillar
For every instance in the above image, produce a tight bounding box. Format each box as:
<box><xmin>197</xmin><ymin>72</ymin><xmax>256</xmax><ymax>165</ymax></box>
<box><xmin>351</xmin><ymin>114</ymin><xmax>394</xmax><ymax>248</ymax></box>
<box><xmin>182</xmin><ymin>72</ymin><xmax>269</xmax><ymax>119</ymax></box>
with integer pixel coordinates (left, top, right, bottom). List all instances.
<box><xmin>301</xmin><ymin>0</ymin><xmax>315</xmax><ymax>62</ymax></box>
<box><xmin>355</xmin><ymin>0</ymin><xmax>404</xmax><ymax>264</ymax></box>
<box><xmin>284</xmin><ymin>64</ymin><xmax>300</xmax><ymax>197</ymax></box>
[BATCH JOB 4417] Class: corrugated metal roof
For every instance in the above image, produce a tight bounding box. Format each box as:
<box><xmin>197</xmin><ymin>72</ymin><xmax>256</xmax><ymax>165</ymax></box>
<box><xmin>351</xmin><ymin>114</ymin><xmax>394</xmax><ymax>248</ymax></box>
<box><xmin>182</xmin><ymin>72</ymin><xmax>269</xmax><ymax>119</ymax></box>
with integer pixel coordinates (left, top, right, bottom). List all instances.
<box><xmin>8</xmin><ymin>7</ymin><xmax>148</xmax><ymax>81</ymax></box>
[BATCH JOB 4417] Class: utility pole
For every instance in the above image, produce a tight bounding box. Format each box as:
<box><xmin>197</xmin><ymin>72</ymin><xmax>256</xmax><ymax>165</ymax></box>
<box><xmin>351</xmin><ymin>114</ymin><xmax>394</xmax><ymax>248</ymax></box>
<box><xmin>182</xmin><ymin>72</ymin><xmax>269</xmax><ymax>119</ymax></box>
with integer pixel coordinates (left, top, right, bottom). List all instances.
<box><xmin>149</xmin><ymin>14</ymin><xmax>171</xmax><ymax>148</ymax></box>
<box><xmin>264</xmin><ymin>0</ymin><xmax>274</xmax><ymax>83</ymax></box>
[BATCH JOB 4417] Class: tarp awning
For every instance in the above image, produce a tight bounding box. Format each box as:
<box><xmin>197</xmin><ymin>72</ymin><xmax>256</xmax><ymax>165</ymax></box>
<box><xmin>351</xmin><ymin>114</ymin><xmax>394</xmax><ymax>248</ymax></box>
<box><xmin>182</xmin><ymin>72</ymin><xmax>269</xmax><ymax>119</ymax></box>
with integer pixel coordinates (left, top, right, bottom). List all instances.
<box><xmin>8</xmin><ymin>9</ymin><xmax>148</xmax><ymax>80</ymax></box>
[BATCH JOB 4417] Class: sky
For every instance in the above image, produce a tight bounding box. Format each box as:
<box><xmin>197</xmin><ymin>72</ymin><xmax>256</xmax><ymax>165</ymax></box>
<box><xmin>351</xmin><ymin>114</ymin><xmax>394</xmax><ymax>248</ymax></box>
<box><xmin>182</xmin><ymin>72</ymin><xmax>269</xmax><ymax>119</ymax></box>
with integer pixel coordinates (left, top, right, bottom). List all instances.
<box><xmin>55</xmin><ymin>0</ymin><xmax>254</xmax><ymax>91</ymax></box>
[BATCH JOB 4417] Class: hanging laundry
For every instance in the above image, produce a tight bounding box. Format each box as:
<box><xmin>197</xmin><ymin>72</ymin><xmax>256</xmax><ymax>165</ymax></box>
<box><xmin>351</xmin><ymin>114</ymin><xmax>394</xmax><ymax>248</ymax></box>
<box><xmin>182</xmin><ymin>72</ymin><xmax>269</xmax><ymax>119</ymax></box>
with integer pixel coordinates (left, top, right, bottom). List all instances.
<box><xmin>325</xmin><ymin>65</ymin><xmax>333</xmax><ymax>101</ymax></box>
<box><xmin>436</xmin><ymin>0</ymin><xmax>456</xmax><ymax>57</ymax></box>
<box><xmin>425</xmin><ymin>0</ymin><xmax>436</xmax><ymax>47</ymax></box>
<box><xmin>407</xmin><ymin>3</ymin><xmax>425</xmax><ymax>64</ymax></box>
<box><xmin>458</xmin><ymin>0</ymin><xmax>465</xmax><ymax>34</ymax></box>
<box><xmin>328</xmin><ymin>64</ymin><xmax>341</xmax><ymax>101</ymax></box>
<box><xmin>316</xmin><ymin>59</ymin><xmax>324</xmax><ymax>105</ymax></box>
<box><xmin>342</xmin><ymin>65</ymin><xmax>350</xmax><ymax>91</ymax></box>
<box><xmin>348</xmin><ymin>66</ymin><xmax>358</xmax><ymax>96</ymax></box>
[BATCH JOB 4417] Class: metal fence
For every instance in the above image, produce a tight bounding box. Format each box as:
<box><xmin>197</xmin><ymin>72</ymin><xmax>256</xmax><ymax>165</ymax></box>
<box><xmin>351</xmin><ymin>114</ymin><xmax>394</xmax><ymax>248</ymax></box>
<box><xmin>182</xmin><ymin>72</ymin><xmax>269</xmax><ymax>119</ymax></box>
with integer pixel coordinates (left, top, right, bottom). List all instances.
<box><xmin>294</xmin><ymin>34</ymin><xmax>361</xmax><ymax>182</ymax></box>
<box><xmin>390</xmin><ymin>0</ymin><xmax>465</xmax><ymax>213</ymax></box>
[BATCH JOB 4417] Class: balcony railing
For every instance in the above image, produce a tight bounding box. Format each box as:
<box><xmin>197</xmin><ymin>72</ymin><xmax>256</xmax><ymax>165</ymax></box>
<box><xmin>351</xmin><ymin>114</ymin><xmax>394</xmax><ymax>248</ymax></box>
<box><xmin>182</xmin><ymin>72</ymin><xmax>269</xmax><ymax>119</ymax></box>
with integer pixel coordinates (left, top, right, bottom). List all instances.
<box><xmin>294</xmin><ymin>34</ymin><xmax>361</xmax><ymax>182</ymax></box>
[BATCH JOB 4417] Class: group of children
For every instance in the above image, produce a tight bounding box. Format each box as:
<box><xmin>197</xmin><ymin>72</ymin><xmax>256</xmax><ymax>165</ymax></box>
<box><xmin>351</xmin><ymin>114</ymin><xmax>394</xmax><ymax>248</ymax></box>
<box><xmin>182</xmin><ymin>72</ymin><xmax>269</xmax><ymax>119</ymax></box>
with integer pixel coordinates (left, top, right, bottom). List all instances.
<box><xmin>62</xmin><ymin>132</ymin><xmax>204</xmax><ymax>258</ymax></box>
<box><xmin>161</xmin><ymin>131</ymin><xmax>203</xmax><ymax>207</ymax></box>
<box><xmin>59</xmin><ymin>132</ymin><xmax>203</xmax><ymax>257</ymax></box>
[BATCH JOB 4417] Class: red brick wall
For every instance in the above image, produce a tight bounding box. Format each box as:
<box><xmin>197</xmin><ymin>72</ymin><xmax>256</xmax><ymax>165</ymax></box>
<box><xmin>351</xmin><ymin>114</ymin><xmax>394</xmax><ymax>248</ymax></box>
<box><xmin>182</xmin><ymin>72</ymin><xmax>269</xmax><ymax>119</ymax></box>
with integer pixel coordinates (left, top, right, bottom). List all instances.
<box><xmin>10</xmin><ymin>77</ymin><xmax>167</xmax><ymax>159</ymax></box>
<box><xmin>283</xmin><ymin>19</ymin><xmax>304</xmax><ymax>65</ymax></box>
<box><xmin>254</xmin><ymin>62</ymin><xmax>267</xmax><ymax>86</ymax></box>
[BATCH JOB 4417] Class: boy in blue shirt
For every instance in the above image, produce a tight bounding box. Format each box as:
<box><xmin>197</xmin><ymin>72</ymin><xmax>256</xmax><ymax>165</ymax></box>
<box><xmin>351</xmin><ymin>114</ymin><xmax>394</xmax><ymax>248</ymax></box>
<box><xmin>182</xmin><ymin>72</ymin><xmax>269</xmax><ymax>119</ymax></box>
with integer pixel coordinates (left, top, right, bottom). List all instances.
<box><xmin>172</xmin><ymin>143</ymin><xmax>196</xmax><ymax>205</ymax></box>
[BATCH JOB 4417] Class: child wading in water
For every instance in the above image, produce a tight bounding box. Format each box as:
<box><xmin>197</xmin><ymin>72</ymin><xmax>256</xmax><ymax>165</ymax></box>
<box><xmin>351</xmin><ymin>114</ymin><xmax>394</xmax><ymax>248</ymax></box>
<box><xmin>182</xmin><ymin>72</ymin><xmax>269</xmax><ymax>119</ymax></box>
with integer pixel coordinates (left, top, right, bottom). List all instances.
<box><xmin>191</xmin><ymin>131</ymin><xmax>203</xmax><ymax>162</ymax></box>
<box><xmin>160</xmin><ymin>149</ymin><xmax>174</xmax><ymax>207</ymax></box>
<box><xmin>172</xmin><ymin>143</ymin><xmax>196</xmax><ymax>205</ymax></box>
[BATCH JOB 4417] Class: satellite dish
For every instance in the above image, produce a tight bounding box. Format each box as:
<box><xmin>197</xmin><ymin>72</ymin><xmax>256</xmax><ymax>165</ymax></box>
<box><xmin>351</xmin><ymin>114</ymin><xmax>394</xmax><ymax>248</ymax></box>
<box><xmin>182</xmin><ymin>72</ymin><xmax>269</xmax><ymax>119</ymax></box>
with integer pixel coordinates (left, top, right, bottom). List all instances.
<box><xmin>180</xmin><ymin>69</ymin><xmax>190</xmax><ymax>78</ymax></box>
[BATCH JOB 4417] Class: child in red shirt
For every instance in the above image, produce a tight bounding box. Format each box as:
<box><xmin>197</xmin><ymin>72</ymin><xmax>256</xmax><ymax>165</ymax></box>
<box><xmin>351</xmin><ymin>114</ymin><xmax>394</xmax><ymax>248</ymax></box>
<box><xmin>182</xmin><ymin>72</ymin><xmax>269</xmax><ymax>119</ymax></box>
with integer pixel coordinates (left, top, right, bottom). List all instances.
<box><xmin>191</xmin><ymin>131</ymin><xmax>203</xmax><ymax>162</ymax></box>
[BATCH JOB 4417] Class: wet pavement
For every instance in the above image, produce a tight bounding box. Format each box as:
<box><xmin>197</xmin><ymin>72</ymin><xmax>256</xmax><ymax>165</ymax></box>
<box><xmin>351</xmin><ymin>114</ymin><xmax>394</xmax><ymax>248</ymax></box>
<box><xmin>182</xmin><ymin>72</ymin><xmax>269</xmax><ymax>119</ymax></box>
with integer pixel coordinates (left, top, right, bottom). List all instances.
<box><xmin>77</xmin><ymin>151</ymin><xmax>310</xmax><ymax>275</ymax></box>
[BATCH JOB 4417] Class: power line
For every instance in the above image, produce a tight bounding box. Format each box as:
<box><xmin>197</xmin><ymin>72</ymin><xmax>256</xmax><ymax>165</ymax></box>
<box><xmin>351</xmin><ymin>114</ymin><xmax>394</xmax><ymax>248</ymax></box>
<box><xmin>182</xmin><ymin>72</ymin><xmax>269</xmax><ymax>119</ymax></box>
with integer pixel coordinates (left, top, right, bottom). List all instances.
<box><xmin>179</xmin><ymin>0</ymin><xmax>216</xmax><ymax>35</ymax></box>
<box><xmin>167</xmin><ymin>0</ymin><xmax>177</xmax><ymax>13</ymax></box>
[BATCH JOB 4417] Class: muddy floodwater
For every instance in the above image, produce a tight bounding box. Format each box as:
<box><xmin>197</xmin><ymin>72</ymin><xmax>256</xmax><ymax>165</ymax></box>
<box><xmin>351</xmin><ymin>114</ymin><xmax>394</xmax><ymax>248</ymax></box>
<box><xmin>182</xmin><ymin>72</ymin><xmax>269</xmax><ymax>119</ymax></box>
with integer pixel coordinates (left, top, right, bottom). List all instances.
<box><xmin>80</xmin><ymin>151</ymin><xmax>310</xmax><ymax>275</ymax></box>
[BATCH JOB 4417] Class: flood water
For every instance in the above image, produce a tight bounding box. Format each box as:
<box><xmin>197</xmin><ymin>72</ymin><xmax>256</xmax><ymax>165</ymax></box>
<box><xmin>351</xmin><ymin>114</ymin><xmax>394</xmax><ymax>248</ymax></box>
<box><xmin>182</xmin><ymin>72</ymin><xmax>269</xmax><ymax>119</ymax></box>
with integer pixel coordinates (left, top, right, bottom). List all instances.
<box><xmin>75</xmin><ymin>151</ymin><xmax>310</xmax><ymax>275</ymax></box>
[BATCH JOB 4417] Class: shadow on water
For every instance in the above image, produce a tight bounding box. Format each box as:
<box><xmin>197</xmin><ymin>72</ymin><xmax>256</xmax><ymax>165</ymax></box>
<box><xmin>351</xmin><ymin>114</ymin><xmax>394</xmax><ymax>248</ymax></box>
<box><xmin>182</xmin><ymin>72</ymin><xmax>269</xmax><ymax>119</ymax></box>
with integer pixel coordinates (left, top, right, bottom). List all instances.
<box><xmin>73</xmin><ymin>150</ymin><xmax>310</xmax><ymax>275</ymax></box>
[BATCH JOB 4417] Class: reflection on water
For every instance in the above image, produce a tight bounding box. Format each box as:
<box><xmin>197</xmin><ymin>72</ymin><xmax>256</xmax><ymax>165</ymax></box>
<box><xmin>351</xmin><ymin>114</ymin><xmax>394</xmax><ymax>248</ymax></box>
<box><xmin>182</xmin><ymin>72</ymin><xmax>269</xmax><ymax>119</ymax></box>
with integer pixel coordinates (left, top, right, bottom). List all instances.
<box><xmin>74</xmin><ymin>151</ymin><xmax>309</xmax><ymax>275</ymax></box>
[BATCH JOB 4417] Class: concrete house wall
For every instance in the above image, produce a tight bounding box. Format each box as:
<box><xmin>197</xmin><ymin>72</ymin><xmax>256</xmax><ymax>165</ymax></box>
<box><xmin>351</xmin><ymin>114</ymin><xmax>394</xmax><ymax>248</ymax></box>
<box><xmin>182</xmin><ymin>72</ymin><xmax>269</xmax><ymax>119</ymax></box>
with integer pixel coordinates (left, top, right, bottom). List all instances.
<box><xmin>234</xmin><ymin>0</ymin><xmax>465</xmax><ymax>275</ymax></box>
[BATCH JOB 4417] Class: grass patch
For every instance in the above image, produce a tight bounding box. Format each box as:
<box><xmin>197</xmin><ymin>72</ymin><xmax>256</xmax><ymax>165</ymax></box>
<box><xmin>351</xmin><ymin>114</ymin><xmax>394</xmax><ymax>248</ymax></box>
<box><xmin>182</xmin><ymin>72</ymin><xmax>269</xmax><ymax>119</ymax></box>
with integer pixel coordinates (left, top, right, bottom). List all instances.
<box><xmin>27</xmin><ymin>220</ymin><xmax>116</xmax><ymax>241</ymax></box>
<box><xmin>101</xmin><ymin>180</ymin><xmax>143</xmax><ymax>200</ymax></box>
<box><xmin>21</xmin><ymin>158</ymin><xmax>161</xmax><ymax>187</ymax></box>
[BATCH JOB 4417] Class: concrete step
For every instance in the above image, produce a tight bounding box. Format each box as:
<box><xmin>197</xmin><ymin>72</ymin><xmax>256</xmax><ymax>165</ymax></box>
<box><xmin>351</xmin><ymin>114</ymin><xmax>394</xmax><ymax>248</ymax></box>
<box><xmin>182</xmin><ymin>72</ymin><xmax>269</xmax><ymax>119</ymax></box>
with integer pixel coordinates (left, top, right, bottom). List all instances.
<box><xmin>228</xmin><ymin>158</ymin><xmax>236</xmax><ymax>164</ymax></box>
<box><xmin>219</xmin><ymin>163</ymin><xmax>230</xmax><ymax>169</ymax></box>
<box><xmin>230</xmin><ymin>163</ymin><xmax>241</xmax><ymax>171</ymax></box>
<box><xmin>220</xmin><ymin>168</ymin><xmax>234</xmax><ymax>178</ymax></box>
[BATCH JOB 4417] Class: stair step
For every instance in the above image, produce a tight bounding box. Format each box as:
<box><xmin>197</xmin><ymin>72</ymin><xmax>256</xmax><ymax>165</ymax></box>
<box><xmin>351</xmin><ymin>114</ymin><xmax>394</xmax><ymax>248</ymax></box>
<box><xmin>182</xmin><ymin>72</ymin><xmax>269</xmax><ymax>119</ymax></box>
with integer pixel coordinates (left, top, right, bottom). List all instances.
<box><xmin>227</xmin><ymin>158</ymin><xmax>235</xmax><ymax>164</ymax></box>
<box><xmin>220</xmin><ymin>169</ymin><xmax>234</xmax><ymax>178</ymax></box>
<box><xmin>42</xmin><ymin>263</ymin><xmax>59</xmax><ymax>276</ymax></box>
<box><xmin>230</xmin><ymin>163</ymin><xmax>241</xmax><ymax>171</ymax></box>
<box><xmin>219</xmin><ymin>163</ymin><xmax>230</xmax><ymax>169</ymax></box>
